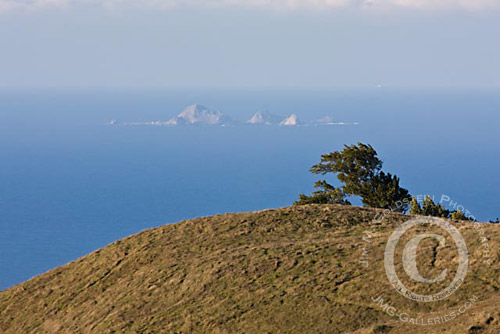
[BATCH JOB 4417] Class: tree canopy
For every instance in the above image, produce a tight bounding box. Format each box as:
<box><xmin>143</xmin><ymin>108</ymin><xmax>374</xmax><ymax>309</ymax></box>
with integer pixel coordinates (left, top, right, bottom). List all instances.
<box><xmin>296</xmin><ymin>143</ymin><xmax>410</xmax><ymax>212</ymax></box>
<box><xmin>294</xmin><ymin>181</ymin><xmax>350</xmax><ymax>206</ymax></box>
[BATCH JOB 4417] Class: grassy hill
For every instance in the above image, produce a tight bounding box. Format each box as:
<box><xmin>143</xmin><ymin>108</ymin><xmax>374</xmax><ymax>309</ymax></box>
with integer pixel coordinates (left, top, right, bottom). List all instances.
<box><xmin>0</xmin><ymin>205</ymin><xmax>499</xmax><ymax>333</ymax></box>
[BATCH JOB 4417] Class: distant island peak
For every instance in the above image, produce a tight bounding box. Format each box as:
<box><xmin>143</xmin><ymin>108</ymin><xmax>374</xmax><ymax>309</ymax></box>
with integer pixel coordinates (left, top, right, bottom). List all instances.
<box><xmin>110</xmin><ymin>104</ymin><xmax>358</xmax><ymax>127</ymax></box>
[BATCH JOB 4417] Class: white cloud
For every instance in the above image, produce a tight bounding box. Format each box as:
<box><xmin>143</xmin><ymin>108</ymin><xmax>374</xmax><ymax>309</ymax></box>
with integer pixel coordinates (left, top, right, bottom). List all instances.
<box><xmin>363</xmin><ymin>0</ymin><xmax>500</xmax><ymax>10</ymax></box>
<box><xmin>0</xmin><ymin>0</ymin><xmax>67</xmax><ymax>11</ymax></box>
<box><xmin>95</xmin><ymin>0</ymin><xmax>351</xmax><ymax>10</ymax></box>
<box><xmin>0</xmin><ymin>0</ymin><xmax>498</xmax><ymax>12</ymax></box>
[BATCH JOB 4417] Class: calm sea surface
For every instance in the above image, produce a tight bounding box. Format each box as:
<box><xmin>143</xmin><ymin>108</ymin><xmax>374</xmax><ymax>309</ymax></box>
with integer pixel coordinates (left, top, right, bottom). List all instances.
<box><xmin>0</xmin><ymin>88</ymin><xmax>499</xmax><ymax>289</ymax></box>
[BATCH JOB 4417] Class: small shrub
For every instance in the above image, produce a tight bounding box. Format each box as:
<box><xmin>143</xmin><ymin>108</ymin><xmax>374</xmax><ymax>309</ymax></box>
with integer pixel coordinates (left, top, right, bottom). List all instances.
<box><xmin>451</xmin><ymin>210</ymin><xmax>468</xmax><ymax>221</ymax></box>
<box><xmin>410</xmin><ymin>196</ymin><xmax>474</xmax><ymax>221</ymax></box>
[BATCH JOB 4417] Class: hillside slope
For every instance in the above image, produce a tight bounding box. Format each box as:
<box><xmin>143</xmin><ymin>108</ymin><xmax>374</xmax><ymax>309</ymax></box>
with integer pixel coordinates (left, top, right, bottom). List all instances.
<box><xmin>0</xmin><ymin>205</ymin><xmax>499</xmax><ymax>334</ymax></box>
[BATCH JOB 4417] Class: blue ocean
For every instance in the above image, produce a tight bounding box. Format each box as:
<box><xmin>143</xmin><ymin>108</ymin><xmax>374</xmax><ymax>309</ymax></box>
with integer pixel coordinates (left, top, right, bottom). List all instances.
<box><xmin>0</xmin><ymin>88</ymin><xmax>499</xmax><ymax>290</ymax></box>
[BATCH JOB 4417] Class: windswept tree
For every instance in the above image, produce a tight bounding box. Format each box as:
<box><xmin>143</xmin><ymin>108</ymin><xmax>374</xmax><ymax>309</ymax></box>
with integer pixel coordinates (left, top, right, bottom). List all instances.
<box><xmin>296</xmin><ymin>143</ymin><xmax>411</xmax><ymax>212</ymax></box>
<box><xmin>295</xmin><ymin>181</ymin><xmax>350</xmax><ymax>205</ymax></box>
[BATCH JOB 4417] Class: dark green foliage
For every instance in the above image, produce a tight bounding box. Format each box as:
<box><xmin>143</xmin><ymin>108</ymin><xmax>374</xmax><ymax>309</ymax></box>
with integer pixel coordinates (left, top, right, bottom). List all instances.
<box><xmin>409</xmin><ymin>197</ymin><xmax>422</xmax><ymax>215</ymax></box>
<box><xmin>294</xmin><ymin>180</ymin><xmax>351</xmax><ymax>205</ymax></box>
<box><xmin>410</xmin><ymin>196</ymin><xmax>475</xmax><ymax>221</ymax></box>
<box><xmin>366</xmin><ymin>172</ymin><xmax>410</xmax><ymax>212</ymax></box>
<box><xmin>310</xmin><ymin>143</ymin><xmax>382</xmax><ymax>197</ymax></box>
<box><xmin>450</xmin><ymin>210</ymin><xmax>468</xmax><ymax>221</ymax></box>
<box><xmin>490</xmin><ymin>218</ymin><xmax>500</xmax><ymax>224</ymax></box>
<box><xmin>421</xmin><ymin>195</ymin><xmax>450</xmax><ymax>218</ymax></box>
<box><xmin>305</xmin><ymin>143</ymin><xmax>410</xmax><ymax>212</ymax></box>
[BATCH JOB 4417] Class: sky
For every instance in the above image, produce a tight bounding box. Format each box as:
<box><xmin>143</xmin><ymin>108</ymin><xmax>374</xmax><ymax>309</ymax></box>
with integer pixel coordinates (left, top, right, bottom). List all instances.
<box><xmin>0</xmin><ymin>0</ymin><xmax>499</xmax><ymax>88</ymax></box>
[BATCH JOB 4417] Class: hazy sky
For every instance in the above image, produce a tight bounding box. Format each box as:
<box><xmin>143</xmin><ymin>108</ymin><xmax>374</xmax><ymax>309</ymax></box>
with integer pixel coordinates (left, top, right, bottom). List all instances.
<box><xmin>0</xmin><ymin>0</ymin><xmax>499</xmax><ymax>88</ymax></box>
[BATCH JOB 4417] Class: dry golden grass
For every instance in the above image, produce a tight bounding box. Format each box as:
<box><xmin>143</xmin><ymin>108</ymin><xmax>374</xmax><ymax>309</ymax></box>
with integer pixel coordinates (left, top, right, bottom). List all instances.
<box><xmin>0</xmin><ymin>204</ymin><xmax>498</xmax><ymax>333</ymax></box>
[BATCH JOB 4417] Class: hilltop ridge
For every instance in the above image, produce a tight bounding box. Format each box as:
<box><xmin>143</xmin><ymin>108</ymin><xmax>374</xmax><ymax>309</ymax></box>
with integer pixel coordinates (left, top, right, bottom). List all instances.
<box><xmin>0</xmin><ymin>205</ymin><xmax>498</xmax><ymax>334</ymax></box>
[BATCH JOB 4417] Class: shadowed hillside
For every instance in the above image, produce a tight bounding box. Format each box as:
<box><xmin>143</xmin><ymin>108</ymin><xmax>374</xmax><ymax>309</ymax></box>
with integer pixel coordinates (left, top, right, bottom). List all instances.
<box><xmin>0</xmin><ymin>205</ymin><xmax>499</xmax><ymax>334</ymax></box>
